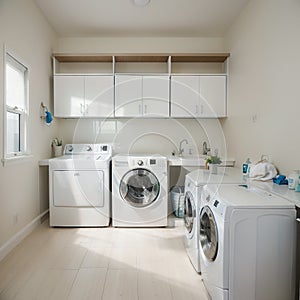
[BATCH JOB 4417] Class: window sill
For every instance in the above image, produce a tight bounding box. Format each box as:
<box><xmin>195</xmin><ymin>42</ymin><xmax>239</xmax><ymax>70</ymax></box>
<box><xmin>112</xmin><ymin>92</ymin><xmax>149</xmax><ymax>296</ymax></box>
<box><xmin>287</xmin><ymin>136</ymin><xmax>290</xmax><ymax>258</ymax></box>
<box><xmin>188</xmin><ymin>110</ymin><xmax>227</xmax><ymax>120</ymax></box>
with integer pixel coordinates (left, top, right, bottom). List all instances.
<box><xmin>2</xmin><ymin>154</ymin><xmax>34</xmax><ymax>166</ymax></box>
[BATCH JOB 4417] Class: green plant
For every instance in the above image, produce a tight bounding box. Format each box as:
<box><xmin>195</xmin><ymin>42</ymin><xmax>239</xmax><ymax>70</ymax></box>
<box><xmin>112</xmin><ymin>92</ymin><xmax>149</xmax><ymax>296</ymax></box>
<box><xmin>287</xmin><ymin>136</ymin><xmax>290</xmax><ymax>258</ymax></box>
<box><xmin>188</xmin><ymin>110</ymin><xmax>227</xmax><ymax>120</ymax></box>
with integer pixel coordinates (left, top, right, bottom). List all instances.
<box><xmin>52</xmin><ymin>138</ymin><xmax>62</xmax><ymax>147</ymax></box>
<box><xmin>206</xmin><ymin>155</ymin><xmax>222</xmax><ymax>165</ymax></box>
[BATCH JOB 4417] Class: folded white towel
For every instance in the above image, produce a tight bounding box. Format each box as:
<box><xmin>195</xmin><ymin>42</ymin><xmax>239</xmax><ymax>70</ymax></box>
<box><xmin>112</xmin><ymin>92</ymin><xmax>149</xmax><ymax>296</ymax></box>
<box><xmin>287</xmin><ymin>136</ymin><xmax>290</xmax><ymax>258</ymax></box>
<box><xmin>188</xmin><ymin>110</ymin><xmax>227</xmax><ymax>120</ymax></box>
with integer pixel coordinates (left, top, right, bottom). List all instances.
<box><xmin>249</xmin><ymin>161</ymin><xmax>277</xmax><ymax>181</ymax></box>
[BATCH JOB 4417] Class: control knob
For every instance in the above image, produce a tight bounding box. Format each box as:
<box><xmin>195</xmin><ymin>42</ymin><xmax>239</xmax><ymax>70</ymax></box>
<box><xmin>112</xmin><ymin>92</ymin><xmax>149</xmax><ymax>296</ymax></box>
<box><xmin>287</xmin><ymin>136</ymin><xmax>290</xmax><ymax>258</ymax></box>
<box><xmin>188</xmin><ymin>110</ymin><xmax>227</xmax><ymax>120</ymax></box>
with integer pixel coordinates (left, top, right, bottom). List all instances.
<box><xmin>68</xmin><ymin>145</ymin><xmax>73</xmax><ymax>152</ymax></box>
<box><xmin>86</xmin><ymin>145</ymin><xmax>92</xmax><ymax>152</ymax></box>
<box><xmin>137</xmin><ymin>160</ymin><xmax>144</xmax><ymax>166</ymax></box>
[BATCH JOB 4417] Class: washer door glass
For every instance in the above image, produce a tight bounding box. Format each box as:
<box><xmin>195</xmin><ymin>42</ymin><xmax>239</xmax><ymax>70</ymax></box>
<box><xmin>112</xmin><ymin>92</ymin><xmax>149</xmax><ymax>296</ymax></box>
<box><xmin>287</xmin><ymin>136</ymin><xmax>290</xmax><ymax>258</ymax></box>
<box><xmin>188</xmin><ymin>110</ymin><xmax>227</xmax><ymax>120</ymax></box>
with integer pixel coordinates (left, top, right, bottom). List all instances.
<box><xmin>199</xmin><ymin>206</ymin><xmax>218</xmax><ymax>261</ymax></box>
<box><xmin>184</xmin><ymin>191</ymin><xmax>196</xmax><ymax>236</ymax></box>
<box><xmin>120</xmin><ymin>168</ymin><xmax>160</xmax><ymax>207</ymax></box>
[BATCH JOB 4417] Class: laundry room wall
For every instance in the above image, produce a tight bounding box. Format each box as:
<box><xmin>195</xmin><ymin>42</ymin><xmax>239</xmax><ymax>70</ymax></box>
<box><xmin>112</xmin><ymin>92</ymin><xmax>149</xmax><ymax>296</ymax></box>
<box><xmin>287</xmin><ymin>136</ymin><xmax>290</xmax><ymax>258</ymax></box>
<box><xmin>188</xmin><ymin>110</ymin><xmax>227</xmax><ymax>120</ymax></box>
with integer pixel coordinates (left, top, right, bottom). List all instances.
<box><xmin>223</xmin><ymin>0</ymin><xmax>300</xmax><ymax>174</ymax></box>
<box><xmin>54</xmin><ymin>36</ymin><xmax>224</xmax><ymax>54</ymax></box>
<box><xmin>55</xmin><ymin>118</ymin><xmax>226</xmax><ymax>158</ymax></box>
<box><xmin>54</xmin><ymin>37</ymin><xmax>228</xmax><ymax>159</ymax></box>
<box><xmin>0</xmin><ymin>0</ymin><xmax>58</xmax><ymax>252</ymax></box>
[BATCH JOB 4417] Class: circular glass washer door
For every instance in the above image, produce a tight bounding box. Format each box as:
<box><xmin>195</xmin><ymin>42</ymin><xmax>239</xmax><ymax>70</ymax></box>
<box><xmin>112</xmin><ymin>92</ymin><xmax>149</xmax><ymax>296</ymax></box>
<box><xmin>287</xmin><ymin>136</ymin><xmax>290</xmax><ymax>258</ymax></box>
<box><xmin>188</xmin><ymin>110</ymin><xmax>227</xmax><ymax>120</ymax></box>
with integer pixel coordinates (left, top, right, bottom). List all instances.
<box><xmin>184</xmin><ymin>191</ymin><xmax>196</xmax><ymax>238</ymax></box>
<box><xmin>120</xmin><ymin>168</ymin><xmax>160</xmax><ymax>208</ymax></box>
<box><xmin>199</xmin><ymin>206</ymin><xmax>218</xmax><ymax>261</ymax></box>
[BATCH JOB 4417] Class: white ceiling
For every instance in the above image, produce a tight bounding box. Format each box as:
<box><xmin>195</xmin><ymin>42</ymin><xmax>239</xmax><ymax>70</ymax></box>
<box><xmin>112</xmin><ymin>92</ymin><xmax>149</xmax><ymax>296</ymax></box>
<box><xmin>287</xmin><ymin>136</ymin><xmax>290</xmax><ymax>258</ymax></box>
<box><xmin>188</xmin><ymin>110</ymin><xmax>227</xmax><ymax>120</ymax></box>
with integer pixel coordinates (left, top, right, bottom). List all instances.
<box><xmin>34</xmin><ymin>0</ymin><xmax>250</xmax><ymax>38</ymax></box>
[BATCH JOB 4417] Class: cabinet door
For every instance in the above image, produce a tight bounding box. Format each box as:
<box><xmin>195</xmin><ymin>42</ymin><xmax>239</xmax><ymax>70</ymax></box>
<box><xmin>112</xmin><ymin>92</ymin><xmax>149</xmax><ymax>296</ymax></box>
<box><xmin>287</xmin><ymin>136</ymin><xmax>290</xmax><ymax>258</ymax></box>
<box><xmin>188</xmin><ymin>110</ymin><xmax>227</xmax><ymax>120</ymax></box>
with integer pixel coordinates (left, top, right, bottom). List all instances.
<box><xmin>84</xmin><ymin>75</ymin><xmax>114</xmax><ymax>118</ymax></box>
<box><xmin>52</xmin><ymin>170</ymin><xmax>104</xmax><ymax>207</ymax></box>
<box><xmin>115</xmin><ymin>75</ymin><xmax>142</xmax><ymax>117</ymax></box>
<box><xmin>199</xmin><ymin>75</ymin><xmax>227</xmax><ymax>118</ymax></box>
<box><xmin>54</xmin><ymin>75</ymin><xmax>84</xmax><ymax>117</ymax></box>
<box><xmin>170</xmin><ymin>76</ymin><xmax>199</xmax><ymax>117</ymax></box>
<box><xmin>143</xmin><ymin>76</ymin><xmax>169</xmax><ymax>117</ymax></box>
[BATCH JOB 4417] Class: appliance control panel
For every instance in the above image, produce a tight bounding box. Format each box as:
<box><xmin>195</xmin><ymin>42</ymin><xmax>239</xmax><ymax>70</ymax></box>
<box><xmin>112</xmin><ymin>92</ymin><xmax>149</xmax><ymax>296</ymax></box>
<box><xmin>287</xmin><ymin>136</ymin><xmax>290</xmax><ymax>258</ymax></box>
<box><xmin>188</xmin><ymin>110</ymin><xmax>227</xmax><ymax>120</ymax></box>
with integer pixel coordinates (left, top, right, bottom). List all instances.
<box><xmin>201</xmin><ymin>186</ymin><xmax>226</xmax><ymax>217</ymax></box>
<box><xmin>128</xmin><ymin>156</ymin><xmax>167</xmax><ymax>170</ymax></box>
<box><xmin>64</xmin><ymin>144</ymin><xmax>112</xmax><ymax>155</ymax></box>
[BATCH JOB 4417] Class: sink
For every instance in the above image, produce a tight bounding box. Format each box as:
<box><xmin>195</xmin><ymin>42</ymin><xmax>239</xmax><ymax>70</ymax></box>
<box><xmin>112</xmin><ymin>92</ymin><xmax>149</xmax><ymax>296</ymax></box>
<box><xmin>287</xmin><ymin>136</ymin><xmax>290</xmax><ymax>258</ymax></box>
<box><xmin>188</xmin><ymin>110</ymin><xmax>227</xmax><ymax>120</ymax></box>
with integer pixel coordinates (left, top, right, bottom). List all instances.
<box><xmin>168</xmin><ymin>155</ymin><xmax>236</xmax><ymax>167</ymax></box>
<box><xmin>168</xmin><ymin>155</ymin><xmax>207</xmax><ymax>166</ymax></box>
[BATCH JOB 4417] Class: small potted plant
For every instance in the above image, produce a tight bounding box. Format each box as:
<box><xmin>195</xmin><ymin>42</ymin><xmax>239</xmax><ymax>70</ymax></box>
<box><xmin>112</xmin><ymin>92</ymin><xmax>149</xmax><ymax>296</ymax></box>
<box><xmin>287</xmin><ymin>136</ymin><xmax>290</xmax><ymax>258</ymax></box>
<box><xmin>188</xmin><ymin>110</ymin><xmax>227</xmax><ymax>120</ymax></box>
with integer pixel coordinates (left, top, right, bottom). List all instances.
<box><xmin>52</xmin><ymin>138</ymin><xmax>63</xmax><ymax>157</ymax></box>
<box><xmin>206</xmin><ymin>155</ymin><xmax>222</xmax><ymax>174</ymax></box>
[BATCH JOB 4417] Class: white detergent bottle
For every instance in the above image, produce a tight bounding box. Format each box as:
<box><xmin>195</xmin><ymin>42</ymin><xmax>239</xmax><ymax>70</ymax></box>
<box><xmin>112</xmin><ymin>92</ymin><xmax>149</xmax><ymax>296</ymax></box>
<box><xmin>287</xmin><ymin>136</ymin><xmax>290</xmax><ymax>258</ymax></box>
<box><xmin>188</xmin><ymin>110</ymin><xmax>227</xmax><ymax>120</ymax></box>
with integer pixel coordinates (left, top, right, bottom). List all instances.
<box><xmin>288</xmin><ymin>170</ymin><xmax>299</xmax><ymax>190</ymax></box>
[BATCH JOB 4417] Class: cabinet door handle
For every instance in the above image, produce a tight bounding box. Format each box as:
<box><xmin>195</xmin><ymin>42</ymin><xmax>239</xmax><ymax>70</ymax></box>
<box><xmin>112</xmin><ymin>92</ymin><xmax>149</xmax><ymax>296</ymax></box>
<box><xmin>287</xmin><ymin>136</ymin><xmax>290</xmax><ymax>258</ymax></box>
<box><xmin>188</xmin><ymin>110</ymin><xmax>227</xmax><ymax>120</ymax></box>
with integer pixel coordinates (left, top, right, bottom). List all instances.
<box><xmin>85</xmin><ymin>104</ymin><xmax>89</xmax><ymax>114</ymax></box>
<box><xmin>139</xmin><ymin>104</ymin><xmax>142</xmax><ymax>115</ymax></box>
<box><xmin>144</xmin><ymin>104</ymin><xmax>147</xmax><ymax>114</ymax></box>
<box><xmin>195</xmin><ymin>105</ymin><xmax>199</xmax><ymax>114</ymax></box>
<box><xmin>80</xmin><ymin>103</ymin><xmax>84</xmax><ymax>114</ymax></box>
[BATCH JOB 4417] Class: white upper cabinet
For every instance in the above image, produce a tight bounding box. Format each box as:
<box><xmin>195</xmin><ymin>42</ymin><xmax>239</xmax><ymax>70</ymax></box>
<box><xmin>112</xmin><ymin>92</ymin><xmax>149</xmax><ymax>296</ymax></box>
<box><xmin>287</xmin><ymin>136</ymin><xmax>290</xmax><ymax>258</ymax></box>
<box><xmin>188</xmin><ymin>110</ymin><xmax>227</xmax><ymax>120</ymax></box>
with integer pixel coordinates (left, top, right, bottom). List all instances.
<box><xmin>115</xmin><ymin>75</ymin><xmax>169</xmax><ymax>118</ymax></box>
<box><xmin>54</xmin><ymin>75</ymin><xmax>84</xmax><ymax>117</ymax></box>
<box><xmin>142</xmin><ymin>76</ymin><xmax>169</xmax><ymax>117</ymax></box>
<box><xmin>171</xmin><ymin>76</ymin><xmax>199</xmax><ymax>117</ymax></box>
<box><xmin>114</xmin><ymin>75</ymin><xmax>142</xmax><ymax>117</ymax></box>
<box><xmin>200</xmin><ymin>75</ymin><xmax>226</xmax><ymax>117</ymax></box>
<box><xmin>54</xmin><ymin>75</ymin><xmax>114</xmax><ymax>118</ymax></box>
<box><xmin>84</xmin><ymin>76</ymin><xmax>114</xmax><ymax>118</ymax></box>
<box><xmin>53</xmin><ymin>54</ymin><xmax>229</xmax><ymax>119</ymax></box>
<box><xmin>170</xmin><ymin>75</ymin><xmax>226</xmax><ymax>118</ymax></box>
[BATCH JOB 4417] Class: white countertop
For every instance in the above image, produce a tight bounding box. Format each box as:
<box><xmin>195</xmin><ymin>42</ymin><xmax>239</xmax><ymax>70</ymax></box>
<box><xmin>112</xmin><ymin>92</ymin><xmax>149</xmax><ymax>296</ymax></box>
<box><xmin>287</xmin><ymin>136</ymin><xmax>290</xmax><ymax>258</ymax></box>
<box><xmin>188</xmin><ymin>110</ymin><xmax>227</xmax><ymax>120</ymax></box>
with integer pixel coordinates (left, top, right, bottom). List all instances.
<box><xmin>40</xmin><ymin>156</ymin><xmax>236</xmax><ymax>168</ymax></box>
<box><xmin>39</xmin><ymin>159</ymin><xmax>50</xmax><ymax>166</ymax></box>
<box><xmin>248</xmin><ymin>179</ymin><xmax>300</xmax><ymax>208</ymax></box>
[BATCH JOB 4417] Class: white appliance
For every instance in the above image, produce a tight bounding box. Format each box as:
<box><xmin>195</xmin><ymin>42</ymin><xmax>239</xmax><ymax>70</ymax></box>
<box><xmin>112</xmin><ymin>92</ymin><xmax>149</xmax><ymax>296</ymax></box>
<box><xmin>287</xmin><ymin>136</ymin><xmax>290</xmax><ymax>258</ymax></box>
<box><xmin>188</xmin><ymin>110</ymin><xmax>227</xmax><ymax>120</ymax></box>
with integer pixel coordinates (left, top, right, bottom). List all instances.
<box><xmin>199</xmin><ymin>184</ymin><xmax>296</xmax><ymax>300</ymax></box>
<box><xmin>112</xmin><ymin>154</ymin><xmax>168</xmax><ymax>227</ymax></box>
<box><xmin>49</xmin><ymin>144</ymin><xmax>112</xmax><ymax>227</ymax></box>
<box><xmin>184</xmin><ymin>167</ymin><xmax>245</xmax><ymax>273</ymax></box>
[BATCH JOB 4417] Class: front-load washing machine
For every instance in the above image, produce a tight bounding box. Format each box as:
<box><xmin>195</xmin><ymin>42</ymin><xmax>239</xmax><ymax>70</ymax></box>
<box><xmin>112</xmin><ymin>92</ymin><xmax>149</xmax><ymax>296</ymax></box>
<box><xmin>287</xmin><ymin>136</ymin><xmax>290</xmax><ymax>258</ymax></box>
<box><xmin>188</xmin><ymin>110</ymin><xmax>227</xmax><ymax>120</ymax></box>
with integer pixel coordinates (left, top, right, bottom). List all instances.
<box><xmin>112</xmin><ymin>154</ymin><xmax>168</xmax><ymax>227</ymax></box>
<box><xmin>199</xmin><ymin>184</ymin><xmax>296</xmax><ymax>300</ymax></box>
<box><xmin>184</xmin><ymin>167</ymin><xmax>245</xmax><ymax>273</ymax></box>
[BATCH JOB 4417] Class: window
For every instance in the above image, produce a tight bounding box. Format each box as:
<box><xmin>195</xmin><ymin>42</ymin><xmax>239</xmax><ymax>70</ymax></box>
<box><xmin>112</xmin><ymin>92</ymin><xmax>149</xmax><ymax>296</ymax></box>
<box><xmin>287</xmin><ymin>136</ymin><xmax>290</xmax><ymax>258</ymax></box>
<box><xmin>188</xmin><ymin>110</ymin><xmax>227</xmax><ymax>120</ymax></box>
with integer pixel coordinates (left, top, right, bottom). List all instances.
<box><xmin>4</xmin><ymin>52</ymin><xmax>29</xmax><ymax>159</ymax></box>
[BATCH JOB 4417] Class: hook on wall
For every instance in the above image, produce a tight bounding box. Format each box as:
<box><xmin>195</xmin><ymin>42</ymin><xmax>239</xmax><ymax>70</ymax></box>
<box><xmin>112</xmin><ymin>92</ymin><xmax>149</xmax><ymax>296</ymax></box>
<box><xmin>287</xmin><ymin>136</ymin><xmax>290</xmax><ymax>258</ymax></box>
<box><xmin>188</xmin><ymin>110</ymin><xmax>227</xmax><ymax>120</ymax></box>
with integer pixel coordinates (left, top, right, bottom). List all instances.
<box><xmin>40</xmin><ymin>102</ymin><xmax>53</xmax><ymax>125</ymax></box>
<box><xmin>40</xmin><ymin>102</ymin><xmax>48</xmax><ymax>118</ymax></box>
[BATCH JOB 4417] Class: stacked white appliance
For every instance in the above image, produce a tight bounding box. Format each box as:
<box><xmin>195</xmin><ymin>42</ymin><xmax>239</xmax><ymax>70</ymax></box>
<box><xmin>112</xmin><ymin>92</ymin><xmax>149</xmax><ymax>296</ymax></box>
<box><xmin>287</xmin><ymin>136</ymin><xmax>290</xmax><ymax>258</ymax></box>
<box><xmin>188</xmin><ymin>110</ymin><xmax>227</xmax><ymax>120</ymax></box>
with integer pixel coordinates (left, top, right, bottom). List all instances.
<box><xmin>184</xmin><ymin>167</ymin><xmax>245</xmax><ymax>273</ymax></box>
<box><xmin>199</xmin><ymin>184</ymin><xmax>296</xmax><ymax>300</ymax></box>
<box><xmin>49</xmin><ymin>144</ymin><xmax>112</xmax><ymax>227</ymax></box>
<box><xmin>112</xmin><ymin>154</ymin><xmax>168</xmax><ymax>227</ymax></box>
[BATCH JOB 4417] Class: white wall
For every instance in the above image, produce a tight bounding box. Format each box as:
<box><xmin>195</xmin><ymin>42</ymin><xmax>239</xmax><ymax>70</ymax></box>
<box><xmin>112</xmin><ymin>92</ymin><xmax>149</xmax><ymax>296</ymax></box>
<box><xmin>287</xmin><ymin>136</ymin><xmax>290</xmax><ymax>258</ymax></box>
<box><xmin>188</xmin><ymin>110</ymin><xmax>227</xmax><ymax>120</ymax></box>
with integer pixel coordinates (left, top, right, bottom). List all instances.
<box><xmin>56</xmin><ymin>118</ymin><xmax>226</xmax><ymax>158</ymax></box>
<box><xmin>223</xmin><ymin>0</ymin><xmax>300</xmax><ymax>174</ymax></box>
<box><xmin>55</xmin><ymin>37</ymin><xmax>227</xmax><ymax>159</ymax></box>
<box><xmin>0</xmin><ymin>0</ymin><xmax>57</xmax><ymax>248</ymax></box>
<box><xmin>54</xmin><ymin>37</ymin><xmax>224</xmax><ymax>54</ymax></box>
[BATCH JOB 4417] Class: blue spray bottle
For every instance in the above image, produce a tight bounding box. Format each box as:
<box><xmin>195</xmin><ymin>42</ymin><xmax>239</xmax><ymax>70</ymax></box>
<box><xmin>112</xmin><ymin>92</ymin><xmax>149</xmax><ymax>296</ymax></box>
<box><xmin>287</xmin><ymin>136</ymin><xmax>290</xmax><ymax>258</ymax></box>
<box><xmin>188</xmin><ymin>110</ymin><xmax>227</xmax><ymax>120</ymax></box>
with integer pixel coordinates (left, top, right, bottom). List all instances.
<box><xmin>242</xmin><ymin>158</ymin><xmax>251</xmax><ymax>174</ymax></box>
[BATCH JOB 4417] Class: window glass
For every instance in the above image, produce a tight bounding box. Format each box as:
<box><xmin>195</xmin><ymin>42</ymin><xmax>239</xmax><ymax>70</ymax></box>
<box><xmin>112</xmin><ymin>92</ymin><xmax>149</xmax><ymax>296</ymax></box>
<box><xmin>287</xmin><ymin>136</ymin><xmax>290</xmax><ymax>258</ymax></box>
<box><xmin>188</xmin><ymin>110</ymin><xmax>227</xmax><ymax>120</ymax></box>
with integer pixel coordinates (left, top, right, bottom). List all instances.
<box><xmin>6</xmin><ymin>61</ymin><xmax>26</xmax><ymax>109</ymax></box>
<box><xmin>6</xmin><ymin>112</ymin><xmax>20</xmax><ymax>153</ymax></box>
<box><xmin>4</xmin><ymin>52</ymin><xmax>28</xmax><ymax>158</ymax></box>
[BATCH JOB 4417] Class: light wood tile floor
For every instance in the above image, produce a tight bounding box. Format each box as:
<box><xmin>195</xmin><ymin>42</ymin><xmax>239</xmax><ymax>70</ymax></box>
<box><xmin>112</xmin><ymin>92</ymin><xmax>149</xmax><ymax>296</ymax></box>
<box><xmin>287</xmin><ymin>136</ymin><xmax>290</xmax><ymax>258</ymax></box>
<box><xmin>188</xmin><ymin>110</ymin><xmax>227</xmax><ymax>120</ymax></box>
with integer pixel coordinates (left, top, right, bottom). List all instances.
<box><xmin>0</xmin><ymin>219</ymin><xmax>209</xmax><ymax>300</ymax></box>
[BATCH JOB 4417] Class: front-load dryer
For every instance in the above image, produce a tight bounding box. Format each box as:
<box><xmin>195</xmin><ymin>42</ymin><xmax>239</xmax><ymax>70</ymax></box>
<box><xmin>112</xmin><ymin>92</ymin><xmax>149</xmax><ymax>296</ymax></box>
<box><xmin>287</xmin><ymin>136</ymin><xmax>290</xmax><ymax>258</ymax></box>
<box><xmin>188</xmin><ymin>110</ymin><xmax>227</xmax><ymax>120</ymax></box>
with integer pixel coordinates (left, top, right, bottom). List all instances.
<box><xmin>49</xmin><ymin>144</ymin><xmax>112</xmax><ymax>227</ymax></box>
<box><xmin>112</xmin><ymin>154</ymin><xmax>168</xmax><ymax>227</ymax></box>
<box><xmin>184</xmin><ymin>167</ymin><xmax>245</xmax><ymax>273</ymax></box>
<box><xmin>199</xmin><ymin>184</ymin><xmax>296</xmax><ymax>300</ymax></box>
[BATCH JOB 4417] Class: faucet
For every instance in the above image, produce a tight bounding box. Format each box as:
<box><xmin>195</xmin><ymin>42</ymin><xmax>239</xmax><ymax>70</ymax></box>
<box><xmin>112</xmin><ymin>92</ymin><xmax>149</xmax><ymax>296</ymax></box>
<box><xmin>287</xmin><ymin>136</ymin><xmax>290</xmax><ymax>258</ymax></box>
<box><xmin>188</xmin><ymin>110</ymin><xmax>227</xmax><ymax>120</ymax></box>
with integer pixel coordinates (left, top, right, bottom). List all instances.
<box><xmin>203</xmin><ymin>141</ymin><xmax>210</xmax><ymax>155</ymax></box>
<box><xmin>178</xmin><ymin>139</ymin><xmax>188</xmax><ymax>157</ymax></box>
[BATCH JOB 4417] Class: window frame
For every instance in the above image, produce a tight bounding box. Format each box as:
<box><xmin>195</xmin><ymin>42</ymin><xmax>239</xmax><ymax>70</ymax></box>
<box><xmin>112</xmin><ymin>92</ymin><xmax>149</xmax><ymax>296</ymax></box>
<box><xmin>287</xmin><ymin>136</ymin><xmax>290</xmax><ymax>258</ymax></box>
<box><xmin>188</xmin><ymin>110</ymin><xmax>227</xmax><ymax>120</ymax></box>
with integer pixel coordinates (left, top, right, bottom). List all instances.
<box><xmin>3</xmin><ymin>47</ymin><xmax>30</xmax><ymax>162</ymax></box>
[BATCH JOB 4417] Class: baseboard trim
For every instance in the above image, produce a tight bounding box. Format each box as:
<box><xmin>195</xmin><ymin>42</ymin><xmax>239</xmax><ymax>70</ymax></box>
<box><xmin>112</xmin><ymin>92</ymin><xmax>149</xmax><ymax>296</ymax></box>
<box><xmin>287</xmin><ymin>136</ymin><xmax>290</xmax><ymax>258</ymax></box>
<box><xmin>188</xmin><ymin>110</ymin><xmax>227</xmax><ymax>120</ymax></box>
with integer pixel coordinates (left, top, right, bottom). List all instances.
<box><xmin>0</xmin><ymin>210</ymin><xmax>49</xmax><ymax>262</ymax></box>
